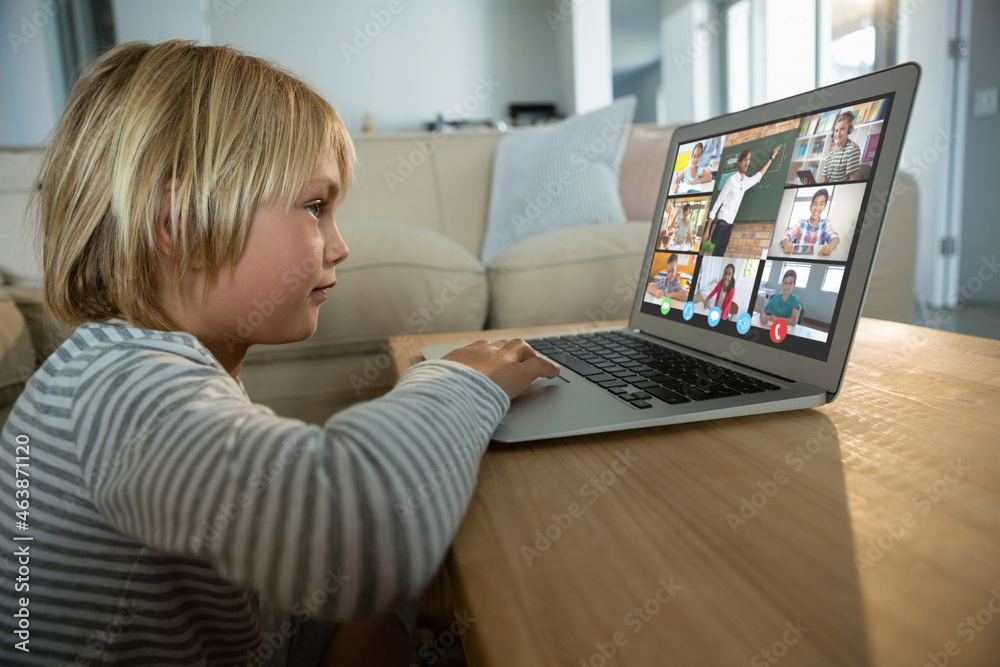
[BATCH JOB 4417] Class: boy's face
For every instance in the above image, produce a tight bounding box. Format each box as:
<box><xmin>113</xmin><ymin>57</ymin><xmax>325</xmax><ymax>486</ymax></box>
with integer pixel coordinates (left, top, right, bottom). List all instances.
<box><xmin>782</xmin><ymin>275</ymin><xmax>796</xmax><ymax>295</ymax></box>
<box><xmin>809</xmin><ymin>195</ymin><xmax>827</xmax><ymax>220</ymax></box>
<box><xmin>833</xmin><ymin>119</ymin><xmax>850</xmax><ymax>148</ymax></box>
<box><xmin>197</xmin><ymin>151</ymin><xmax>349</xmax><ymax>348</ymax></box>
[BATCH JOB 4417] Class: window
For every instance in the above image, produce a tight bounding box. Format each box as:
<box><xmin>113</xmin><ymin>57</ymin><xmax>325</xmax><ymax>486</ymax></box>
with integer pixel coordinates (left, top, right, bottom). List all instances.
<box><xmin>722</xmin><ymin>0</ymin><xmax>895</xmax><ymax>114</ymax></box>
<box><xmin>818</xmin><ymin>0</ymin><xmax>878</xmax><ymax>86</ymax></box>
<box><xmin>726</xmin><ymin>0</ymin><xmax>752</xmax><ymax>111</ymax></box>
<box><xmin>821</xmin><ymin>266</ymin><xmax>845</xmax><ymax>292</ymax></box>
<box><xmin>743</xmin><ymin>258</ymin><xmax>759</xmax><ymax>278</ymax></box>
<box><xmin>781</xmin><ymin>262</ymin><xmax>812</xmax><ymax>287</ymax></box>
<box><xmin>764</xmin><ymin>0</ymin><xmax>816</xmax><ymax>103</ymax></box>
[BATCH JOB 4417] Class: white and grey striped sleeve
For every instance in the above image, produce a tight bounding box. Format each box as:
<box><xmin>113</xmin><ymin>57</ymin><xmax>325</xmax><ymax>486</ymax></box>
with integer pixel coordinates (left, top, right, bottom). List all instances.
<box><xmin>79</xmin><ymin>345</ymin><xmax>508</xmax><ymax>624</ymax></box>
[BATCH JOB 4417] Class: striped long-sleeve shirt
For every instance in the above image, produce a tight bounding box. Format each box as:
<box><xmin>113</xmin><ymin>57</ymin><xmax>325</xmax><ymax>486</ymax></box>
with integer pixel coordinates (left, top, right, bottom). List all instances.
<box><xmin>0</xmin><ymin>321</ymin><xmax>508</xmax><ymax>665</ymax></box>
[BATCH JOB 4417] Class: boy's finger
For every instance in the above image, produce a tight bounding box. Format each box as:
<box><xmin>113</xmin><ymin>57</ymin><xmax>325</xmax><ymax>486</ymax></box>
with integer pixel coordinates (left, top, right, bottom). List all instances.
<box><xmin>525</xmin><ymin>356</ymin><xmax>560</xmax><ymax>378</ymax></box>
<box><xmin>499</xmin><ymin>338</ymin><xmax>534</xmax><ymax>359</ymax></box>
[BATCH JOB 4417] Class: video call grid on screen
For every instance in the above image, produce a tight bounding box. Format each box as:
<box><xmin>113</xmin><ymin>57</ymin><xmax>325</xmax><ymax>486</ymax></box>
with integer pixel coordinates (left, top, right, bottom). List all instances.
<box><xmin>640</xmin><ymin>92</ymin><xmax>895</xmax><ymax>362</ymax></box>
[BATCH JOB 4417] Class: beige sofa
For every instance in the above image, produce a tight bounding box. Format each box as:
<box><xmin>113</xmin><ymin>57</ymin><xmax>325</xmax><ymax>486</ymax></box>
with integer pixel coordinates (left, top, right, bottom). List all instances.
<box><xmin>1</xmin><ymin>126</ymin><xmax>917</xmax><ymax>426</ymax></box>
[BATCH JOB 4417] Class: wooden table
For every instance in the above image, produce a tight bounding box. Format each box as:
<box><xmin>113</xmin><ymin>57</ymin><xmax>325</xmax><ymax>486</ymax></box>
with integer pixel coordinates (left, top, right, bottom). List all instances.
<box><xmin>390</xmin><ymin>318</ymin><xmax>1000</xmax><ymax>667</ymax></box>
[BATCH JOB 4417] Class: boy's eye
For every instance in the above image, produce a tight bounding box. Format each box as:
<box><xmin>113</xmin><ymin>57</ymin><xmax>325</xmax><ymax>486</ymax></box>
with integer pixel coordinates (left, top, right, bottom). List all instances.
<box><xmin>305</xmin><ymin>202</ymin><xmax>323</xmax><ymax>217</ymax></box>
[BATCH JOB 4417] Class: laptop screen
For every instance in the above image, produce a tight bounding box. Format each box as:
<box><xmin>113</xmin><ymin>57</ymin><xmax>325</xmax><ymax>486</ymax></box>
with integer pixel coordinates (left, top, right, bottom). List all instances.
<box><xmin>639</xmin><ymin>94</ymin><xmax>894</xmax><ymax>362</ymax></box>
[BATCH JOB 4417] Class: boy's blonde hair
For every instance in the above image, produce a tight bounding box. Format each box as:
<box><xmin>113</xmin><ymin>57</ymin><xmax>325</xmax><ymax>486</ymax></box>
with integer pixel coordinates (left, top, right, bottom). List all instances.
<box><xmin>35</xmin><ymin>40</ymin><xmax>354</xmax><ymax>330</ymax></box>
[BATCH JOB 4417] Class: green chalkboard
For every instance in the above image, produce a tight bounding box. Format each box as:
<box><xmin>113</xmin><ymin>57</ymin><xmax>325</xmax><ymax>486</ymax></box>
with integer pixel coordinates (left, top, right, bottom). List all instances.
<box><xmin>708</xmin><ymin>129</ymin><xmax>799</xmax><ymax>222</ymax></box>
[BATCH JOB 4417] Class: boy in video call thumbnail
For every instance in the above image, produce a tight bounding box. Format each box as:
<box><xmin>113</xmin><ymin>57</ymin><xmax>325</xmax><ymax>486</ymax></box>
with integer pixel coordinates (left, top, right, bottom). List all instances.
<box><xmin>646</xmin><ymin>253</ymin><xmax>689</xmax><ymax>303</ymax></box>
<box><xmin>818</xmin><ymin>111</ymin><xmax>862</xmax><ymax>183</ymax></box>
<box><xmin>780</xmin><ymin>188</ymin><xmax>840</xmax><ymax>256</ymax></box>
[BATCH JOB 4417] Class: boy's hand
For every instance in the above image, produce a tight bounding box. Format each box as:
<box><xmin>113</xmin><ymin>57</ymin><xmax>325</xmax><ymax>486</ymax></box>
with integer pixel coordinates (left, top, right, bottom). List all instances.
<box><xmin>442</xmin><ymin>339</ymin><xmax>560</xmax><ymax>401</ymax></box>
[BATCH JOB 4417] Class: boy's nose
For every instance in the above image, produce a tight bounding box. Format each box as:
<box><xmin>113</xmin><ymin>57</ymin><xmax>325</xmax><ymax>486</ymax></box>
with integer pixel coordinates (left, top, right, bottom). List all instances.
<box><xmin>326</xmin><ymin>224</ymin><xmax>349</xmax><ymax>267</ymax></box>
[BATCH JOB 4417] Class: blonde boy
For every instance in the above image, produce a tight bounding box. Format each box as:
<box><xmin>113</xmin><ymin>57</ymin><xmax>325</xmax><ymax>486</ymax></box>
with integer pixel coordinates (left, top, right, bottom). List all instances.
<box><xmin>0</xmin><ymin>41</ymin><xmax>556</xmax><ymax>666</ymax></box>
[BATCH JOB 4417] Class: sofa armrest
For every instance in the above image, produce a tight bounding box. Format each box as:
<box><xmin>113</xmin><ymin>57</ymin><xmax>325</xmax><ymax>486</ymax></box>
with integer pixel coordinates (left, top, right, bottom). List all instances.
<box><xmin>1</xmin><ymin>287</ymin><xmax>39</xmax><ymax>411</ymax></box>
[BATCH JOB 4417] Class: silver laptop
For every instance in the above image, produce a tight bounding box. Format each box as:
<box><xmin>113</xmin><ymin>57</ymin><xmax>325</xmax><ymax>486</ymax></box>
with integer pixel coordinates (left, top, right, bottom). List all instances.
<box><xmin>423</xmin><ymin>63</ymin><xmax>920</xmax><ymax>443</ymax></box>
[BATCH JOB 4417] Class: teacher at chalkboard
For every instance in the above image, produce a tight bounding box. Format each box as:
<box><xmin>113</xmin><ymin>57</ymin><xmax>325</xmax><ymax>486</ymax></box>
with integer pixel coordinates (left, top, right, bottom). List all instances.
<box><xmin>701</xmin><ymin>145</ymin><xmax>781</xmax><ymax>257</ymax></box>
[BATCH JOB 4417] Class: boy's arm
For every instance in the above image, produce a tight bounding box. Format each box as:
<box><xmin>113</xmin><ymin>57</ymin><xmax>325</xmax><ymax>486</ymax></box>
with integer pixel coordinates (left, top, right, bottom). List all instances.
<box><xmin>781</xmin><ymin>223</ymin><xmax>800</xmax><ymax>252</ymax></box>
<box><xmin>82</xmin><ymin>347</ymin><xmax>508</xmax><ymax>625</ymax></box>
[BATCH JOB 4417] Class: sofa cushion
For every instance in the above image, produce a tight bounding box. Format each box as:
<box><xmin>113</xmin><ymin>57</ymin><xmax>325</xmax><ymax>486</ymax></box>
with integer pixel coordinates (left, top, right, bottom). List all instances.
<box><xmin>487</xmin><ymin>222</ymin><xmax>653</xmax><ymax>329</ymax></box>
<box><xmin>479</xmin><ymin>96</ymin><xmax>637</xmax><ymax>266</ymax></box>
<box><xmin>0</xmin><ymin>287</ymin><xmax>37</xmax><ymax>411</ymax></box>
<box><xmin>245</xmin><ymin>221</ymin><xmax>488</xmax><ymax>364</ymax></box>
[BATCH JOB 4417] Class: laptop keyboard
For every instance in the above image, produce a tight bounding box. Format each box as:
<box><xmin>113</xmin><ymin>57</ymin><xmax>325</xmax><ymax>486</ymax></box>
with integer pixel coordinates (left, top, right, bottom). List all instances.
<box><xmin>526</xmin><ymin>331</ymin><xmax>780</xmax><ymax>410</ymax></box>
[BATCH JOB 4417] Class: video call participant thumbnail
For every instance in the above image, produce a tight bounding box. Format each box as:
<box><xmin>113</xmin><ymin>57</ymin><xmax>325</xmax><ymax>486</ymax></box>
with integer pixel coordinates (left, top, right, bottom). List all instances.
<box><xmin>672</xmin><ymin>142</ymin><xmax>713</xmax><ymax>194</ymax></box>
<box><xmin>702</xmin><ymin>145</ymin><xmax>781</xmax><ymax>256</ymax></box>
<box><xmin>646</xmin><ymin>252</ymin><xmax>689</xmax><ymax>303</ymax></box>
<box><xmin>780</xmin><ymin>189</ymin><xmax>840</xmax><ymax>256</ymax></box>
<box><xmin>758</xmin><ymin>269</ymin><xmax>801</xmax><ymax>328</ymax></box>
<box><xmin>818</xmin><ymin>111</ymin><xmax>862</xmax><ymax>183</ymax></box>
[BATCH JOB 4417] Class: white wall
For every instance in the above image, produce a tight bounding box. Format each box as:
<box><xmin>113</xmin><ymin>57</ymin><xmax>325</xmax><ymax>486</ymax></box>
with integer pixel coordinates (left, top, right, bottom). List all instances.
<box><xmin>568</xmin><ymin>0</ymin><xmax>613</xmax><ymax>114</ymax></box>
<box><xmin>896</xmin><ymin>0</ymin><xmax>955</xmax><ymax>308</ymax></box>
<box><xmin>111</xmin><ymin>0</ymin><xmax>209</xmax><ymax>43</ymax></box>
<box><xmin>659</xmin><ymin>0</ymin><xmax>713</xmax><ymax>124</ymax></box>
<box><xmin>958</xmin><ymin>0</ymin><xmax>1000</xmax><ymax>306</ymax></box>
<box><xmin>111</xmin><ymin>0</ymin><xmax>583</xmax><ymax>133</ymax></box>
<box><xmin>0</xmin><ymin>57</ymin><xmax>12</xmax><ymax>145</ymax></box>
<box><xmin>0</xmin><ymin>0</ymin><xmax>63</xmax><ymax>146</ymax></box>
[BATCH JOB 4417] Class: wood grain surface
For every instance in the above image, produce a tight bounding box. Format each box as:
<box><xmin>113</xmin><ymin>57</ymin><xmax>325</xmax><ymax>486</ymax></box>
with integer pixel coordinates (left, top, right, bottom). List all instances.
<box><xmin>391</xmin><ymin>319</ymin><xmax>1000</xmax><ymax>667</ymax></box>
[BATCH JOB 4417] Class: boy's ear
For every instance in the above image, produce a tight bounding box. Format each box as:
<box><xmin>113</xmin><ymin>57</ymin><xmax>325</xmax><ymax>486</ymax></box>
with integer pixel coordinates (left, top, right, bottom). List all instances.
<box><xmin>155</xmin><ymin>182</ymin><xmax>203</xmax><ymax>269</ymax></box>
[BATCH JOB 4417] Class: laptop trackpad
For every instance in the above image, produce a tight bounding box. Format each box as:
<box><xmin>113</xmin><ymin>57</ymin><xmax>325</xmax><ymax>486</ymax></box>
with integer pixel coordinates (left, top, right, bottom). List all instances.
<box><xmin>514</xmin><ymin>374</ymin><xmax>570</xmax><ymax>401</ymax></box>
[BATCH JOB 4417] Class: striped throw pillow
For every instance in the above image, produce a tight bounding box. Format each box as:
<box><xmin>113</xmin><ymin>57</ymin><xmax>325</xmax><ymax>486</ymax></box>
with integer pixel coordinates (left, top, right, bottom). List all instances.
<box><xmin>480</xmin><ymin>96</ymin><xmax>637</xmax><ymax>266</ymax></box>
